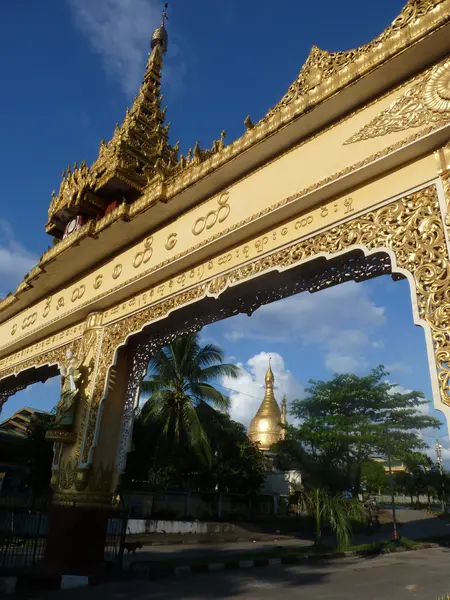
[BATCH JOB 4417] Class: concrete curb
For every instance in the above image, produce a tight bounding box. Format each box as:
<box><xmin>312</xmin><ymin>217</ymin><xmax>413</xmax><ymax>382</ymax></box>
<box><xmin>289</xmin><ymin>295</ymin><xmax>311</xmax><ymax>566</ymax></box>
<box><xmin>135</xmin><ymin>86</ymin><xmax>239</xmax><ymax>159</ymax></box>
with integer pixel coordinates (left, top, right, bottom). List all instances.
<box><xmin>0</xmin><ymin>542</ymin><xmax>441</xmax><ymax>593</ymax></box>
<box><xmin>128</xmin><ymin>542</ymin><xmax>441</xmax><ymax>582</ymax></box>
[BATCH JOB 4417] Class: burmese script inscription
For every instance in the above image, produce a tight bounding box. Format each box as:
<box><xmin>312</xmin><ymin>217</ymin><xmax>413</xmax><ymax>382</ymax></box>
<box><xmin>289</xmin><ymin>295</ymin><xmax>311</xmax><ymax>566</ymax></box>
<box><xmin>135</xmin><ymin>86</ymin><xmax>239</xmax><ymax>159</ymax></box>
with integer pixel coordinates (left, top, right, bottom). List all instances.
<box><xmin>0</xmin><ymin>193</ymin><xmax>356</xmax><ymax>373</ymax></box>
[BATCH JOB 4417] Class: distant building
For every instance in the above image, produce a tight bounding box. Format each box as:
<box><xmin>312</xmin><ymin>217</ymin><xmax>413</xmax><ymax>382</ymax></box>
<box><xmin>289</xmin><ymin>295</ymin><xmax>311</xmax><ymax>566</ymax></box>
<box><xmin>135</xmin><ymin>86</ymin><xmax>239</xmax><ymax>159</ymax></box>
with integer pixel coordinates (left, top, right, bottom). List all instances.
<box><xmin>0</xmin><ymin>406</ymin><xmax>47</xmax><ymax>436</ymax></box>
<box><xmin>372</xmin><ymin>457</ymin><xmax>407</xmax><ymax>473</ymax></box>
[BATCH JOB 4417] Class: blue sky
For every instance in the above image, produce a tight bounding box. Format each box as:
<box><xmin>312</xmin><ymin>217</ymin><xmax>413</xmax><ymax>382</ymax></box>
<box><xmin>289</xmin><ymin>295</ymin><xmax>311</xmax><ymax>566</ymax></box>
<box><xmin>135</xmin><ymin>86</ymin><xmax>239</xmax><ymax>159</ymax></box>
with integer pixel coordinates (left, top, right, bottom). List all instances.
<box><xmin>1</xmin><ymin>0</ymin><xmax>448</xmax><ymax>460</ymax></box>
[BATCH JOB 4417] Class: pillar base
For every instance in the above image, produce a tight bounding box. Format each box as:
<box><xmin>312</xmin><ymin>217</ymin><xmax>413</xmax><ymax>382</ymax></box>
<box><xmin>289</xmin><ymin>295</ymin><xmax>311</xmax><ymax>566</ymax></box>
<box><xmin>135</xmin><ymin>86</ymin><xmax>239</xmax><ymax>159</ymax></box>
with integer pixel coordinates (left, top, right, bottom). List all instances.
<box><xmin>44</xmin><ymin>503</ymin><xmax>109</xmax><ymax>575</ymax></box>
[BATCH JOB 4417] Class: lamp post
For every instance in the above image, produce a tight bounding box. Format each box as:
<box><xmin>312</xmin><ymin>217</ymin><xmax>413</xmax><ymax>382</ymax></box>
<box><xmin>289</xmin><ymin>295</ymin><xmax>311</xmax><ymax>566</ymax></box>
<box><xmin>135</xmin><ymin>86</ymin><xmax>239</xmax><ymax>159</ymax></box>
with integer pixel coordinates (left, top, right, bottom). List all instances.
<box><xmin>435</xmin><ymin>438</ymin><xmax>446</xmax><ymax>513</ymax></box>
<box><xmin>385</xmin><ymin>422</ymin><xmax>399</xmax><ymax>542</ymax></box>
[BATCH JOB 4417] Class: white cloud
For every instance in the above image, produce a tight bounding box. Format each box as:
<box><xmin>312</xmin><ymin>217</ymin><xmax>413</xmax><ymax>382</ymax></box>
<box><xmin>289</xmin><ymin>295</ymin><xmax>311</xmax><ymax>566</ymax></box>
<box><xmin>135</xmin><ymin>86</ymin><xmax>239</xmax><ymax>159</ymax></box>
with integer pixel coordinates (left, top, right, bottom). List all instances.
<box><xmin>0</xmin><ymin>221</ymin><xmax>37</xmax><ymax>298</ymax></box>
<box><xmin>67</xmin><ymin>0</ymin><xmax>151</xmax><ymax>95</ymax></box>
<box><xmin>221</xmin><ymin>351</ymin><xmax>304</xmax><ymax>429</ymax></box>
<box><xmin>222</xmin><ymin>281</ymin><xmax>386</xmax><ymax>374</ymax></box>
<box><xmin>67</xmin><ymin>0</ymin><xmax>182</xmax><ymax>96</ymax></box>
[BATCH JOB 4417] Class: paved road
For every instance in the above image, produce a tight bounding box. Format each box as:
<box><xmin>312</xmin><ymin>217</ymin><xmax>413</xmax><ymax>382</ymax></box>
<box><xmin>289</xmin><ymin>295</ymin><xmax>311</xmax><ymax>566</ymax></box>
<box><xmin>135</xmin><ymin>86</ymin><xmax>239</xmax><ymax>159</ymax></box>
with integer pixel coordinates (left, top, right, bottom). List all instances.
<box><xmin>352</xmin><ymin>507</ymin><xmax>450</xmax><ymax>545</ymax></box>
<box><xmin>41</xmin><ymin>547</ymin><xmax>450</xmax><ymax>599</ymax></box>
<box><xmin>124</xmin><ymin>508</ymin><xmax>450</xmax><ymax>566</ymax></box>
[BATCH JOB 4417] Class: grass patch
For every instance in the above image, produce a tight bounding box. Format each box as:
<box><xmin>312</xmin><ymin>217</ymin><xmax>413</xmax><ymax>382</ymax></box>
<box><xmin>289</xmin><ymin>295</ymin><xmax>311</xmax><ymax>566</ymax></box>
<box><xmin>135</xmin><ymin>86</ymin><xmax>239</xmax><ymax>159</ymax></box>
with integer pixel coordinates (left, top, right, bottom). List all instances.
<box><xmin>345</xmin><ymin>537</ymin><xmax>416</xmax><ymax>556</ymax></box>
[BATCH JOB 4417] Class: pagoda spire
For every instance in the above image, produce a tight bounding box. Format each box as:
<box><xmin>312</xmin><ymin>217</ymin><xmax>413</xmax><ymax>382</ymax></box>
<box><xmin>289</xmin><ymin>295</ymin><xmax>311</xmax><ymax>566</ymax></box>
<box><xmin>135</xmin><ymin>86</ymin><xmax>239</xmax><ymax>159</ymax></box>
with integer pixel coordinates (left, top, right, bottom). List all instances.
<box><xmin>248</xmin><ymin>358</ymin><xmax>283</xmax><ymax>452</ymax></box>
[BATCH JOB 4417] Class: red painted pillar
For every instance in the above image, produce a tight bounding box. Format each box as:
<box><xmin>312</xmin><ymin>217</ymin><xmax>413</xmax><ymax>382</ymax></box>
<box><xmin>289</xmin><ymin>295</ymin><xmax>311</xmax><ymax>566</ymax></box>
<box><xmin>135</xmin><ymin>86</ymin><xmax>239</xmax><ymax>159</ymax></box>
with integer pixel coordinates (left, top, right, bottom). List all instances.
<box><xmin>44</xmin><ymin>504</ymin><xmax>109</xmax><ymax>575</ymax></box>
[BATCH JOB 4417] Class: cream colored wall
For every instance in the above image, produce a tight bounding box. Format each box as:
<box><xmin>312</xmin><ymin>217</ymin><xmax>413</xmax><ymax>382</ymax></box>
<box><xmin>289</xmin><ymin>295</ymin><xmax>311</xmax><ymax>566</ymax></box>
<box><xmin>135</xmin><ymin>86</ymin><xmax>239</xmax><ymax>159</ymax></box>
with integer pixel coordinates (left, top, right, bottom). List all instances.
<box><xmin>0</xmin><ymin>153</ymin><xmax>437</xmax><ymax>376</ymax></box>
<box><xmin>0</xmin><ymin>60</ymin><xmax>448</xmax><ymax>361</ymax></box>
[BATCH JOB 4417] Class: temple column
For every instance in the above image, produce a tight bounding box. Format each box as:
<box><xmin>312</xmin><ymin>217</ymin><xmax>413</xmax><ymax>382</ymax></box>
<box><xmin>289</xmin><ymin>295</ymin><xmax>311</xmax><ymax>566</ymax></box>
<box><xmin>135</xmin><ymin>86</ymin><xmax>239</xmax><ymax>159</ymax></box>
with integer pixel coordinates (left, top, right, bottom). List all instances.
<box><xmin>44</xmin><ymin>313</ymin><xmax>131</xmax><ymax>575</ymax></box>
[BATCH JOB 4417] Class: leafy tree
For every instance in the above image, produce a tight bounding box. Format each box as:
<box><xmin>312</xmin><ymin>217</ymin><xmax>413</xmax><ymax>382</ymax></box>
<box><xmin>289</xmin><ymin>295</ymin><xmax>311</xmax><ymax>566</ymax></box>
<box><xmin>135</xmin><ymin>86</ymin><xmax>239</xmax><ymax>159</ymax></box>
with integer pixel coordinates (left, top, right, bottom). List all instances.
<box><xmin>193</xmin><ymin>404</ymin><xmax>269</xmax><ymax>494</ymax></box>
<box><xmin>302</xmin><ymin>487</ymin><xmax>366</xmax><ymax>548</ymax></box>
<box><xmin>360</xmin><ymin>459</ymin><xmax>386</xmax><ymax>495</ymax></box>
<box><xmin>140</xmin><ymin>334</ymin><xmax>239</xmax><ymax>465</ymax></box>
<box><xmin>273</xmin><ymin>433</ymin><xmax>349</xmax><ymax>492</ymax></box>
<box><xmin>286</xmin><ymin>366</ymin><xmax>440</xmax><ymax>493</ymax></box>
<box><xmin>125</xmin><ymin>403</ymin><xmax>269</xmax><ymax>494</ymax></box>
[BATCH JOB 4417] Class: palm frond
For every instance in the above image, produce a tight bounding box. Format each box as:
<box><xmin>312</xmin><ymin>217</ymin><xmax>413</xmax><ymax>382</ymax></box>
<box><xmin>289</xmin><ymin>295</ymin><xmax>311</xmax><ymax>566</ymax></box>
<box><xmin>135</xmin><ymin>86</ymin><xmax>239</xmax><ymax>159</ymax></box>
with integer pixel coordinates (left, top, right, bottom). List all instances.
<box><xmin>199</xmin><ymin>363</ymin><xmax>240</xmax><ymax>382</ymax></box>
<box><xmin>192</xmin><ymin>383</ymin><xmax>231</xmax><ymax>411</ymax></box>
<box><xmin>181</xmin><ymin>401</ymin><xmax>212</xmax><ymax>466</ymax></box>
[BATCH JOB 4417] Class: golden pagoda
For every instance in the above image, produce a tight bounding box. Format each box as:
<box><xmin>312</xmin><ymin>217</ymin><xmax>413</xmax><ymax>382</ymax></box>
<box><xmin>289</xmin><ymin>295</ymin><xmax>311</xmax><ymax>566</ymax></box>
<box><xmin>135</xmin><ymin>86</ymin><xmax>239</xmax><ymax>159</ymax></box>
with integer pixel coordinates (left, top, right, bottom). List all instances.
<box><xmin>248</xmin><ymin>359</ymin><xmax>287</xmax><ymax>452</ymax></box>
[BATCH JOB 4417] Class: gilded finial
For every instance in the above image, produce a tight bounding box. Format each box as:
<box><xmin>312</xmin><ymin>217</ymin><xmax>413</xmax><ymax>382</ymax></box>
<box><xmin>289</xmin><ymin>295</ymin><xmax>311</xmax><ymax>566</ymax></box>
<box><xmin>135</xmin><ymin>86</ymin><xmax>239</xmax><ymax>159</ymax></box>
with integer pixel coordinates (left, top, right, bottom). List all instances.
<box><xmin>151</xmin><ymin>2</ymin><xmax>169</xmax><ymax>54</ymax></box>
<box><xmin>162</xmin><ymin>2</ymin><xmax>168</xmax><ymax>25</ymax></box>
<box><xmin>265</xmin><ymin>357</ymin><xmax>274</xmax><ymax>387</ymax></box>
<box><xmin>244</xmin><ymin>115</ymin><xmax>254</xmax><ymax>130</ymax></box>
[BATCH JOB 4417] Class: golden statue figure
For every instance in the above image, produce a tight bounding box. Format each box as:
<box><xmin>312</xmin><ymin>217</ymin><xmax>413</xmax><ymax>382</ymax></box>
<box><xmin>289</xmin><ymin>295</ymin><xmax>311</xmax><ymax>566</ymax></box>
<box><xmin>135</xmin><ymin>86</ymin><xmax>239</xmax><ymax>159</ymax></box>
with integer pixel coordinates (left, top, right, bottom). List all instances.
<box><xmin>55</xmin><ymin>349</ymin><xmax>81</xmax><ymax>428</ymax></box>
<box><xmin>45</xmin><ymin>348</ymin><xmax>82</xmax><ymax>444</ymax></box>
<box><xmin>54</xmin><ymin>348</ymin><xmax>81</xmax><ymax>428</ymax></box>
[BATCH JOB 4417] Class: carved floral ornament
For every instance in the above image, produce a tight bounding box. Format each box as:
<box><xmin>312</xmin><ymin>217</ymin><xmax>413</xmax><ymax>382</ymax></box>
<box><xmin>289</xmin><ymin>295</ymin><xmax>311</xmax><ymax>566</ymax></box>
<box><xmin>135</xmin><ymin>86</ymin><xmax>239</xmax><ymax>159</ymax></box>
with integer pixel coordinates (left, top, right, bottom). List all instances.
<box><xmin>345</xmin><ymin>58</ymin><xmax>450</xmax><ymax>144</ymax></box>
<box><xmin>267</xmin><ymin>0</ymin><xmax>446</xmax><ymax>117</ymax></box>
<box><xmin>66</xmin><ymin>184</ymin><xmax>450</xmax><ymax>469</ymax></box>
<box><xmin>3</xmin><ymin>185</ymin><xmax>450</xmax><ymax>474</ymax></box>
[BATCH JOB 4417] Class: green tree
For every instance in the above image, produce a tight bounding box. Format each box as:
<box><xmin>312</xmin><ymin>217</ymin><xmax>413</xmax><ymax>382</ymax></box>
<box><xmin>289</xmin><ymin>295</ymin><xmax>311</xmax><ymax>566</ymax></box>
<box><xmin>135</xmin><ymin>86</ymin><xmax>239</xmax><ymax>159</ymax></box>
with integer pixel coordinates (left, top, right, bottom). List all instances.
<box><xmin>140</xmin><ymin>334</ymin><xmax>239</xmax><ymax>465</ymax></box>
<box><xmin>194</xmin><ymin>404</ymin><xmax>269</xmax><ymax>493</ymax></box>
<box><xmin>125</xmin><ymin>402</ymin><xmax>269</xmax><ymax>494</ymax></box>
<box><xmin>302</xmin><ymin>487</ymin><xmax>366</xmax><ymax>548</ymax></box>
<box><xmin>286</xmin><ymin>366</ymin><xmax>440</xmax><ymax>493</ymax></box>
<box><xmin>360</xmin><ymin>459</ymin><xmax>386</xmax><ymax>495</ymax></box>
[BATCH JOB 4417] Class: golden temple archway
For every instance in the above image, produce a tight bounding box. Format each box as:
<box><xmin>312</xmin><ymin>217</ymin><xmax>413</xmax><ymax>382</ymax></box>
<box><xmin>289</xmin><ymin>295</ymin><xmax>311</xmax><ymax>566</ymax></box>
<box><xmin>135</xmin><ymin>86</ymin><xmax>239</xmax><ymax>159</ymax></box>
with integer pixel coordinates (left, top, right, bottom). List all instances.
<box><xmin>1</xmin><ymin>0</ymin><xmax>450</xmax><ymax>573</ymax></box>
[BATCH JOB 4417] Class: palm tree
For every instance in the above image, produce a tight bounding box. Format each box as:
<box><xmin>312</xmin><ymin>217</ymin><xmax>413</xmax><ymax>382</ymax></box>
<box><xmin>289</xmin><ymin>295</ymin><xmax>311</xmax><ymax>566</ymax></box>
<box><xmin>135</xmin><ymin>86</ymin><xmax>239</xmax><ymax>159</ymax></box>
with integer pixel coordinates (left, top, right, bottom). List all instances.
<box><xmin>303</xmin><ymin>487</ymin><xmax>367</xmax><ymax>548</ymax></box>
<box><xmin>140</xmin><ymin>333</ymin><xmax>240</xmax><ymax>465</ymax></box>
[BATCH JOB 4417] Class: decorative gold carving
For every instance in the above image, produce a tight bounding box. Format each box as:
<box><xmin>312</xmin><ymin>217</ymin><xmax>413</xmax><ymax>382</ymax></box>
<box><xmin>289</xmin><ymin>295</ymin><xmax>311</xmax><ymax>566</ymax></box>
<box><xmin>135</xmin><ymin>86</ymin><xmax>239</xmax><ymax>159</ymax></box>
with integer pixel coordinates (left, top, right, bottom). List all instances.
<box><xmin>112</xmin><ymin>264</ymin><xmax>123</xmax><ymax>280</ymax></box>
<box><xmin>46</xmin><ymin>22</ymin><xmax>179</xmax><ymax>237</ymax></box>
<box><xmin>46</xmin><ymin>429</ymin><xmax>77</xmax><ymax>444</ymax></box>
<box><xmin>0</xmin><ymin>340</ymin><xmax>81</xmax><ymax>382</ymax></box>
<box><xmin>80</xmin><ymin>284</ymin><xmax>208</xmax><ymax>463</ymax></box>
<box><xmin>0</xmin><ymin>119</ymin><xmax>437</xmax><ymax>353</ymax></box>
<box><xmin>75</xmin><ymin>321</ymin><xmax>104</xmax><ymax>462</ymax></box>
<box><xmin>81</xmin><ymin>185</ymin><xmax>450</xmax><ymax>467</ymax></box>
<box><xmin>442</xmin><ymin>170</ymin><xmax>450</xmax><ymax>227</ymax></box>
<box><xmin>192</xmin><ymin>191</ymin><xmax>230</xmax><ymax>236</ymax></box>
<box><xmin>21</xmin><ymin>313</ymin><xmax>37</xmax><ymax>330</ymax></box>
<box><xmin>93</xmin><ymin>275</ymin><xmax>103</xmax><ymax>290</ymax></box>
<box><xmin>267</xmin><ymin>0</ymin><xmax>445</xmax><ymax>118</ymax></box>
<box><xmin>71</xmin><ymin>285</ymin><xmax>86</xmax><ymax>303</ymax></box>
<box><xmin>345</xmin><ymin>58</ymin><xmax>450</xmax><ymax>144</ymax></box>
<box><xmin>424</xmin><ymin>61</ymin><xmax>450</xmax><ymax>112</ymax></box>
<box><xmin>51</xmin><ymin>459</ymin><xmax>114</xmax><ymax>508</ymax></box>
<box><xmin>133</xmin><ymin>237</ymin><xmax>153</xmax><ymax>268</ymax></box>
<box><xmin>5</xmin><ymin>28</ymin><xmax>450</xmax><ymax>321</ymax></box>
<box><xmin>165</xmin><ymin>232</ymin><xmax>177</xmax><ymax>251</ymax></box>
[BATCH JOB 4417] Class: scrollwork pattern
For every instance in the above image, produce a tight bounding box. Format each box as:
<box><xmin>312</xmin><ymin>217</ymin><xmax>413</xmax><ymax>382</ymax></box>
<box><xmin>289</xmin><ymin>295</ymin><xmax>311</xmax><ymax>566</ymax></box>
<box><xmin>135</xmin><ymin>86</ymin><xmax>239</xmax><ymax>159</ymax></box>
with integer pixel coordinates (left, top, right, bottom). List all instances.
<box><xmin>267</xmin><ymin>0</ymin><xmax>444</xmax><ymax>117</ymax></box>
<box><xmin>79</xmin><ymin>185</ymin><xmax>450</xmax><ymax>471</ymax></box>
<box><xmin>345</xmin><ymin>58</ymin><xmax>450</xmax><ymax>144</ymax></box>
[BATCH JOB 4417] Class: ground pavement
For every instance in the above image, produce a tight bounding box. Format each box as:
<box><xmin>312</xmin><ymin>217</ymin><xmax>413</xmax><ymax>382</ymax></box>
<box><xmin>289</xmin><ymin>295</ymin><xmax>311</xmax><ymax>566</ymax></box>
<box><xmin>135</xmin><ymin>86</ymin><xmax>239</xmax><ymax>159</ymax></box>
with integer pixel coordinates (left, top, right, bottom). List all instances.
<box><xmin>34</xmin><ymin>547</ymin><xmax>450</xmax><ymax>600</ymax></box>
<box><xmin>123</xmin><ymin>508</ymin><xmax>450</xmax><ymax>566</ymax></box>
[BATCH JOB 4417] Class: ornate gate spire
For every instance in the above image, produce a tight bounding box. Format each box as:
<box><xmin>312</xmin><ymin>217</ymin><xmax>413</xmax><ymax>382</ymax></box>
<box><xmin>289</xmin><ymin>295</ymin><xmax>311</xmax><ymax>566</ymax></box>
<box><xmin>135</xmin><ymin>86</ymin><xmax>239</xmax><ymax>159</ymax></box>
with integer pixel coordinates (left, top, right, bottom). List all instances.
<box><xmin>46</xmin><ymin>2</ymin><xmax>178</xmax><ymax>238</ymax></box>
